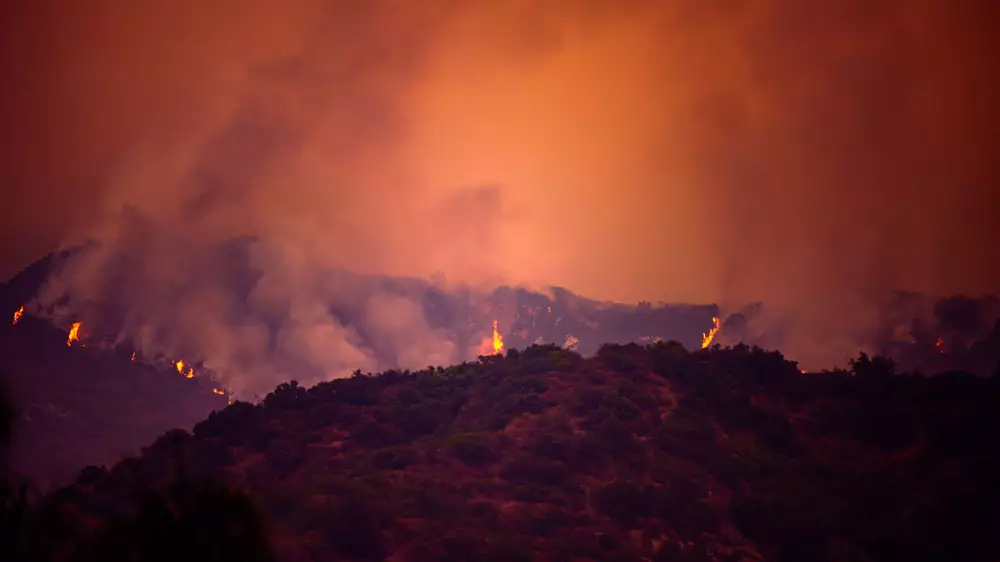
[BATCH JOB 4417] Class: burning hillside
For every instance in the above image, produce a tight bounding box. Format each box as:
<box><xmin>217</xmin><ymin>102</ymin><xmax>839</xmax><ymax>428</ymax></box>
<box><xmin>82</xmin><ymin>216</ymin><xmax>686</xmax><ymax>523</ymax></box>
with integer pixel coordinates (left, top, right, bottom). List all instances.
<box><xmin>3</xmin><ymin>243</ymin><xmax>999</xmax><ymax>488</ymax></box>
<box><xmin>8</xmin><ymin>242</ymin><xmax>1000</xmax><ymax>404</ymax></box>
<box><xmin>18</xmin><ymin>240</ymin><xmax>723</xmax><ymax>398</ymax></box>
<box><xmin>0</xmin><ymin>313</ymin><xmax>228</xmax><ymax>487</ymax></box>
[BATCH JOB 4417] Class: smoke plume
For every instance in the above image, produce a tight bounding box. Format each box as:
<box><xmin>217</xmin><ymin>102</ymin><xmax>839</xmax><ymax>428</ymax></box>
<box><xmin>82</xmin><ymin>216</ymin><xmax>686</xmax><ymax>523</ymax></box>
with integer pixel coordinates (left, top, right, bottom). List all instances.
<box><xmin>3</xmin><ymin>0</ymin><xmax>999</xmax><ymax>386</ymax></box>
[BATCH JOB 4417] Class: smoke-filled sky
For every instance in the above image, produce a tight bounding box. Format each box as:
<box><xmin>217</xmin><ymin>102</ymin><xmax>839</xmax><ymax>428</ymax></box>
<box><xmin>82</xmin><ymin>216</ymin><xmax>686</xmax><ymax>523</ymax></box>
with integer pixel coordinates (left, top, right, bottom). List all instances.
<box><xmin>2</xmin><ymin>0</ymin><xmax>999</xmax><ymax>376</ymax></box>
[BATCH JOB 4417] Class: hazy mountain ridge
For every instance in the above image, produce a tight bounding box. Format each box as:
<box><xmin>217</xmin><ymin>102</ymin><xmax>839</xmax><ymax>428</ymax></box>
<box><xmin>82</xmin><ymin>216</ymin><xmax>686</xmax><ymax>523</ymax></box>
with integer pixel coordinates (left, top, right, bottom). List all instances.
<box><xmin>2</xmin><ymin>248</ymin><xmax>998</xmax><ymax>490</ymax></box>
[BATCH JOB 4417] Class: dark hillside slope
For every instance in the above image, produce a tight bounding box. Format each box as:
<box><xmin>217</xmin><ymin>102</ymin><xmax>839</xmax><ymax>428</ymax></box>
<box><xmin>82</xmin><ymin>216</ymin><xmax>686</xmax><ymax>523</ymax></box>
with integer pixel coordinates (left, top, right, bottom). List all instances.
<box><xmin>0</xmin><ymin>315</ymin><xmax>228</xmax><ymax>487</ymax></box>
<box><xmin>28</xmin><ymin>344</ymin><xmax>1000</xmax><ymax>562</ymax></box>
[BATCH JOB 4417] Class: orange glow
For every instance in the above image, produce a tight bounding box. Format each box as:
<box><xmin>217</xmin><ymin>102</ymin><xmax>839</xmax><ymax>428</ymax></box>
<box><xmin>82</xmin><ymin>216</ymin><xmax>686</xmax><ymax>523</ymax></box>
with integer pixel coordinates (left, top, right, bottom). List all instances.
<box><xmin>492</xmin><ymin>319</ymin><xmax>504</xmax><ymax>355</ymax></box>
<box><xmin>479</xmin><ymin>319</ymin><xmax>504</xmax><ymax>356</ymax></box>
<box><xmin>131</xmin><ymin>351</ymin><xmax>136</xmax><ymax>361</ymax></box>
<box><xmin>936</xmin><ymin>337</ymin><xmax>945</xmax><ymax>354</ymax></box>
<box><xmin>11</xmin><ymin>306</ymin><xmax>24</xmax><ymax>326</ymax></box>
<box><xmin>212</xmin><ymin>388</ymin><xmax>225</xmax><ymax>396</ymax></box>
<box><xmin>185</xmin><ymin>368</ymin><xmax>195</xmax><ymax>379</ymax></box>
<box><xmin>701</xmin><ymin>316</ymin><xmax>720</xmax><ymax>349</ymax></box>
<box><xmin>67</xmin><ymin>322</ymin><xmax>82</xmax><ymax>346</ymax></box>
<box><xmin>175</xmin><ymin>360</ymin><xmax>185</xmax><ymax>374</ymax></box>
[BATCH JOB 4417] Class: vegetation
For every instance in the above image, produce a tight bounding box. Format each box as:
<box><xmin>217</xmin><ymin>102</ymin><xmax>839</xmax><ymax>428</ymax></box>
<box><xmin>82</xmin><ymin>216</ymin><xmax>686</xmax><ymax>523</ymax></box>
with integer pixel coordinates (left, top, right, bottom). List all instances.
<box><xmin>3</xmin><ymin>342</ymin><xmax>1000</xmax><ymax>561</ymax></box>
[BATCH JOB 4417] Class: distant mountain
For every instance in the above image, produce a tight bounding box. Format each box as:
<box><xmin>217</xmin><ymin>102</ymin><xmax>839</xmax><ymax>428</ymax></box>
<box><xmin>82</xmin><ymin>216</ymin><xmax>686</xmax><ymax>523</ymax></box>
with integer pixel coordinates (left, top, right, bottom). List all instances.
<box><xmin>1</xmin><ymin>244</ymin><xmax>997</xmax><ymax>490</ymax></box>
<box><xmin>11</xmin><ymin>343</ymin><xmax>1000</xmax><ymax>561</ymax></box>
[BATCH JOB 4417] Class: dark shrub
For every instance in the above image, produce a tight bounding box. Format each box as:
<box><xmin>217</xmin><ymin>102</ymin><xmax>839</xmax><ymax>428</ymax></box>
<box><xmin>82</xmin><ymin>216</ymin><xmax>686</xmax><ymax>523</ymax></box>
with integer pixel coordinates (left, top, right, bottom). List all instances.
<box><xmin>448</xmin><ymin>432</ymin><xmax>497</xmax><ymax>466</ymax></box>
<box><xmin>594</xmin><ymin>480</ymin><xmax>654</xmax><ymax>528</ymax></box>
<box><xmin>500</xmin><ymin>453</ymin><xmax>570</xmax><ymax>486</ymax></box>
<box><xmin>369</xmin><ymin>446</ymin><xmax>417</xmax><ymax>470</ymax></box>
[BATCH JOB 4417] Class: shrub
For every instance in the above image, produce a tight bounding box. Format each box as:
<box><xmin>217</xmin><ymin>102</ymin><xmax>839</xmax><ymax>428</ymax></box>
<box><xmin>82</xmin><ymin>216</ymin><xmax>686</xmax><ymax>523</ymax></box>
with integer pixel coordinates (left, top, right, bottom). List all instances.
<box><xmin>263</xmin><ymin>438</ymin><xmax>305</xmax><ymax>476</ymax></box>
<box><xmin>594</xmin><ymin>480</ymin><xmax>654</xmax><ymax>528</ymax></box>
<box><xmin>500</xmin><ymin>453</ymin><xmax>570</xmax><ymax>486</ymax></box>
<box><xmin>448</xmin><ymin>432</ymin><xmax>497</xmax><ymax>466</ymax></box>
<box><xmin>597</xmin><ymin>343</ymin><xmax>645</xmax><ymax>373</ymax></box>
<box><xmin>369</xmin><ymin>446</ymin><xmax>417</xmax><ymax>470</ymax></box>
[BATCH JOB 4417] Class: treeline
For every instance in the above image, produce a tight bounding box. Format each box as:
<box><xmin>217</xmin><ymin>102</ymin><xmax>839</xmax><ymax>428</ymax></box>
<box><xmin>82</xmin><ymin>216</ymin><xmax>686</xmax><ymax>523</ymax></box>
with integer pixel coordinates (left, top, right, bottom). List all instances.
<box><xmin>3</xmin><ymin>342</ymin><xmax>1000</xmax><ymax>561</ymax></box>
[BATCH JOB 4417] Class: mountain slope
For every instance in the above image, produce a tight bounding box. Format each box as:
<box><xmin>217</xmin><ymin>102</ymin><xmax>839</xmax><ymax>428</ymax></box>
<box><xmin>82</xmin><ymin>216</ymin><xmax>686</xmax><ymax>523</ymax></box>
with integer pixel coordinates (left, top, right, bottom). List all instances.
<box><xmin>0</xmin><ymin>314</ymin><xmax>228</xmax><ymax>488</ymax></box>
<box><xmin>29</xmin><ymin>343</ymin><xmax>1000</xmax><ymax>562</ymax></box>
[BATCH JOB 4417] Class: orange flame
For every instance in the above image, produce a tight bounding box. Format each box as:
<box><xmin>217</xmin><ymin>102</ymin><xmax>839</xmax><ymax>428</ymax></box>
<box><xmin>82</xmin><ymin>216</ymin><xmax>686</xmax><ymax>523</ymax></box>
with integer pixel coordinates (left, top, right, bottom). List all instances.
<box><xmin>175</xmin><ymin>360</ymin><xmax>185</xmax><ymax>374</ymax></box>
<box><xmin>131</xmin><ymin>351</ymin><xmax>136</xmax><ymax>361</ymax></box>
<box><xmin>479</xmin><ymin>319</ymin><xmax>504</xmax><ymax>356</ymax></box>
<box><xmin>492</xmin><ymin>319</ymin><xmax>504</xmax><ymax>355</ymax></box>
<box><xmin>701</xmin><ymin>316</ymin><xmax>720</xmax><ymax>349</ymax></box>
<box><xmin>185</xmin><ymin>368</ymin><xmax>195</xmax><ymax>379</ymax></box>
<box><xmin>212</xmin><ymin>388</ymin><xmax>225</xmax><ymax>396</ymax></box>
<box><xmin>11</xmin><ymin>306</ymin><xmax>24</xmax><ymax>326</ymax></box>
<box><xmin>67</xmin><ymin>322</ymin><xmax>82</xmax><ymax>346</ymax></box>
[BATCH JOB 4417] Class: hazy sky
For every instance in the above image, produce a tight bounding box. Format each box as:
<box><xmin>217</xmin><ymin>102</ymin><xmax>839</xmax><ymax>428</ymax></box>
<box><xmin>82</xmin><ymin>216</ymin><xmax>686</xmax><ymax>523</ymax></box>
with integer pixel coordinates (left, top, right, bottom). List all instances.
<box><xmin>3</xmin><ymin>0</ymin><xmax>998</xmax><ymax>308</ymax></box>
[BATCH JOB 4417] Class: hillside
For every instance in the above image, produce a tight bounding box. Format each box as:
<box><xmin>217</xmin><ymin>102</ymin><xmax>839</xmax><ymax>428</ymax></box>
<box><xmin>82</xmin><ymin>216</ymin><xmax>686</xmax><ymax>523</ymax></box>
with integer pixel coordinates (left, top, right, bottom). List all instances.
<box><xmin>8</xmin><ymin>343</ymin><xmax>999</xmax><ymax>562</ymax></box>
<box><xmin>0</xmin><ymin>315</ymin><xmax>229</xmax><ymax>487</ymax></box>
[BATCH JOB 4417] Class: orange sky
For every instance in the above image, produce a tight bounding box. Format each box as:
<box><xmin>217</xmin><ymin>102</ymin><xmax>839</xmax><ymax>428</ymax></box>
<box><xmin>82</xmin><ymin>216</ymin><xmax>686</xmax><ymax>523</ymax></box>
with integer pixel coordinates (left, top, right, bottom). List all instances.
<box><xmin>2</xmin><ymin>0</ymin><xmax>998</xmax><ymax>311</ymax></box>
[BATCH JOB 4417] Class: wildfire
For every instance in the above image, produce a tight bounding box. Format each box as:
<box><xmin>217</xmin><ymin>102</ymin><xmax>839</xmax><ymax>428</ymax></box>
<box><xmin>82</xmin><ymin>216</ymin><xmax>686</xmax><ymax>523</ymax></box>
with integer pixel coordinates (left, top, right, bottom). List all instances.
<box><xmin>936</xmin><ymin>337</ymin><xmax>946</xmax><ymax>355</ymax></box>
<box><xmin>175</xmin><ymin>359</ymin><xmax>196</xmax><ymax>378</ymax></box>
<box><xmin>67</xmin><ymin>322</ymin><xmax>82</xmax><ymax>346</ymax></box>
<box><xmin>480</xmin><ymin>320</ymin><xmax>504</xmax><ymax>356</ymax></box>
<box><xmin>492</xmin><ymin>319</ymin><xmax>504</xmax><ymax>354</ymax></box>
<box><xmin>701</xmin><ymin>316</ymin><xmax>720</xmax><ymax>349</ymax></box>
<box><xmin>212</xmin><ymin>388</ymin><xmax>225</xmax><ymax>396</ymax></box>
<box><xmin>11</xmin><ymin>306</ymin><xmax>24</xmax><ymax>326</ymax></box>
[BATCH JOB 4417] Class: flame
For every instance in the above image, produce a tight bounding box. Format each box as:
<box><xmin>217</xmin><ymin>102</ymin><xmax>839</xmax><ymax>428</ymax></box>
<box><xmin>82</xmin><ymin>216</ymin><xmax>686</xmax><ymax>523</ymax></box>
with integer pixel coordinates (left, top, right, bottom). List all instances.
<box><xmin>173</xmin><ymin>359</ymin><xmax>196</xmax><ymax>378</ymax></box>
<box><xmin>11</xmin><ymin>306</ymin><xmax>24</xmax><ymax>326</ymax></box>
<box><xmin>212</xmin><ymin>388</ymin><xmax>225</xmax><ymax>396</ymax></box>
<box><xmin>936</xmin><ymin>337</ymin><xmax>946</xmax><ymax>355</ymax></box>
<box><xmin>131</xmin><ymin>351</ymin><xmax>136</xmax><ymax>361</ymax></box>
<box><xmin>701</xmin><ymin>316</ymin><xmax>720</xmax><ymax>349</ymax></box>
<box><xmin>67</xmin><ymin>322</ymin><xmax>82</xmax><ymax>346</ymax></box>
<box><xmin>492</xmin><ymin>319</ymin><xmax>504</xmax><ymax>354</ymax></box>
<box><xmin>479</xmin><ymin>319</ymin><xmax>504</xmax><ymax>356</ymax></box>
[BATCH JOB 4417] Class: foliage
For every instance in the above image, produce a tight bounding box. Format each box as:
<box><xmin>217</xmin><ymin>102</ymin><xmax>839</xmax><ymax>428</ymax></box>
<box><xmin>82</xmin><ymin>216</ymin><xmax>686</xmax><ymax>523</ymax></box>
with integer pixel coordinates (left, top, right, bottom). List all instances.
<box><xmin>5</xmin><ymin>345</ymin><xmax>1000</xmax><ymax>560</ymax></box>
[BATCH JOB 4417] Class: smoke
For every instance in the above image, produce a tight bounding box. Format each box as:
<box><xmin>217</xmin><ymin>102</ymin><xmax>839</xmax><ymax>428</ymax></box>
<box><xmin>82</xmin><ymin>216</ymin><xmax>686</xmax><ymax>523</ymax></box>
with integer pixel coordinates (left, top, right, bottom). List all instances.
<box><xmin>4</xmin><ymin>0</ymin><xmax>1000</xmax><ymax>381</ymax></box>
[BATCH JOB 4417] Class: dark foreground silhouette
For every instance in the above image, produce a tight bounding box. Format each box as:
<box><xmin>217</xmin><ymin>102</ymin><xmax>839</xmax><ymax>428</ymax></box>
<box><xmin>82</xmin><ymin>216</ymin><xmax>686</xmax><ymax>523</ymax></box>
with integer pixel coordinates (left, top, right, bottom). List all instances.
<box><xmin>4</xmin><ymin>342</ymin><xmax>1000</xmax><ymax>561</ymax></box>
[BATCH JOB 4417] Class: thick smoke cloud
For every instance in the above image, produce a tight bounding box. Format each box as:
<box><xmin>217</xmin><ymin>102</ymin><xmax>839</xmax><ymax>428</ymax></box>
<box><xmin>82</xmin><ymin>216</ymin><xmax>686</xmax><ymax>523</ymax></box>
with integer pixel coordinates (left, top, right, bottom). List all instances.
<box><xmin>3</xmin><ymin>0</ymin><xmax>999</xmax><ymax>382</ymax></box>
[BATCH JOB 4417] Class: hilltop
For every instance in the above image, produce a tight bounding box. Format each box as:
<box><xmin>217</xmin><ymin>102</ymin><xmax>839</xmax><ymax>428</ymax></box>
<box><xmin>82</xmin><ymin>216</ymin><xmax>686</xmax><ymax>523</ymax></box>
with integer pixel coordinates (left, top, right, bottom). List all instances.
<box><xmin>10</xmin><ymin>342</ymin><xmax>999</xmax><ymax>562</ymax></box>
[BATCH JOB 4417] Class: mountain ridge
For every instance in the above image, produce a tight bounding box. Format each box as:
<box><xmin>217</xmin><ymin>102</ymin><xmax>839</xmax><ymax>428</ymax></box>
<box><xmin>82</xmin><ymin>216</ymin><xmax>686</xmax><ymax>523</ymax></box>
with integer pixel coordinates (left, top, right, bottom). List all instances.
<box><xmin>9</xmin><ymin>341</ymin><xmax>998</xmax><ymax>561</ymax></box>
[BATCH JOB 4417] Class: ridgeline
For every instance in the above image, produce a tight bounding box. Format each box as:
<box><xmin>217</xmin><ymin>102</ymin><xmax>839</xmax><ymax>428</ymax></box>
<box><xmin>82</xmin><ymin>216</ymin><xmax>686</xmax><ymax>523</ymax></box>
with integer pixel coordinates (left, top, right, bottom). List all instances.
<box><xmin>3</xmin><ymin>342</ymin><xmax>1000</xmax><ymax>561</ymax></box>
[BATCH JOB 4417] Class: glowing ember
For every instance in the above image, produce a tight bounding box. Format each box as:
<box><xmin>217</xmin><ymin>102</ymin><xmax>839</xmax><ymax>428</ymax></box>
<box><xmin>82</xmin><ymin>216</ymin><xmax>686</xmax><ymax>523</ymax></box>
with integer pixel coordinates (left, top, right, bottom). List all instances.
<box><xmin>131</xmin><ymin>351</ymin><xmax>136</xmax><ymax>361</ymax></box>
<box><xmin>936</xmin><ymin>337</ymin><xmax>946</xmax><ymax>354</ymax></box>
<box><xmin>701</xmin><ymin>316</ymin><xmax>720</xmax><ymax>349</ymax></box>
<box><xmin>185</xmin><ymin>368</ymin><xmax>195</xmax><ymax>379</ymax></box>
<box><xmin>67</xmin><ymin>322</ymin><xmax>82</xmax><ymax>346</ymax></box>
<box><xmin>11</xmin><ymin>306</ymin><xmax>24</xmax><ymax>326</ymax></box>
<box><xmin>212</xmin><ymin>388</ymin><xmax>225</xmax><ymax>396</ymax></box>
